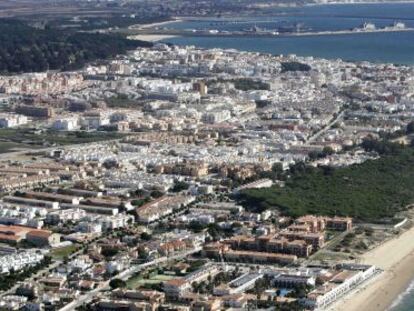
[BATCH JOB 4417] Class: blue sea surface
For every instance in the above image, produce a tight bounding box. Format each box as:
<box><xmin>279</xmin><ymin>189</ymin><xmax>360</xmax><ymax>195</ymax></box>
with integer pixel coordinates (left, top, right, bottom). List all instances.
<box><xmin>389</xmin><ymin>279</ymin><xmax>414</xmax><ymax>311</ymax></box>
<box><xmin>162</xmin><ymin>3</ymin><xmax>414</xmax><ymax>64</ymax></box>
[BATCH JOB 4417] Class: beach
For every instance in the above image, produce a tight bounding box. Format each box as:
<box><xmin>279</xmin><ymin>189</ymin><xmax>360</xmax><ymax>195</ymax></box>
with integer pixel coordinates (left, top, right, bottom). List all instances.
<box><xmin>329</xmin><ymin>225</ymin><xmax>414</xmax><ymax>311</ymax></box>
<box><xmin>126</xmin><ymin>19</ymin><xmax>181</xmax><ymax>42</ymax></box>
<box><xmin>129</xmin><ymin>19</ymin><xmax>182</xmax><ymax>30</ymax></box>
<box><xmin>127</xmin><ymin>34</ymin><xmax>179</xmax><ymax>42</ymax></box>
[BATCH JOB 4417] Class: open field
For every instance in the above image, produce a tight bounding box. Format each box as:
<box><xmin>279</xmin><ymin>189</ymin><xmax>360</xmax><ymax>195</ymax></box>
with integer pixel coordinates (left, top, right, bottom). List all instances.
<box><xmin>51</xmin><ymin>244</ymin><xmax>80</xmax><ymax>259</ymax></box>
<box><xmin>0</xmin><ymin>141</ymin><xmax>40</xmax><ymax>154</ymax></box>
<box><xmin>0</xmin><ymin>129</ymin><xmax>128</xmax><ymax>148</ymax></box>
<box><xmin>126</xmin><ymin>274</ymin><xmax>175</xmax><ymax>289</ymax></box>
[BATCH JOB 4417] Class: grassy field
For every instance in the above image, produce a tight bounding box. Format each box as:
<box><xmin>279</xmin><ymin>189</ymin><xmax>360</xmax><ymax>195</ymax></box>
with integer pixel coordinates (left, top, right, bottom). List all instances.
<box><xmin>0</xmin><ymin>129</ymin><xmax>128</xmax><ymax>148</ymax></box>
<box><xmin>126</xmin><ymin>274</ymin><xmax>174</xmax><ymax>289</ymax></box>
<box><xmin>51</xmin><ymin>244</ymin><xmax>79</xmax><ymax>259</ymax></box>
<box><xmin>238</xmin><ymin>146</ymin><xmax>414</xmax><ymax>222</ymax></box>
<box><xmin>0</xmin><ymin>141</ymin><xmax>40</xmax><ymax>153</ymax></box>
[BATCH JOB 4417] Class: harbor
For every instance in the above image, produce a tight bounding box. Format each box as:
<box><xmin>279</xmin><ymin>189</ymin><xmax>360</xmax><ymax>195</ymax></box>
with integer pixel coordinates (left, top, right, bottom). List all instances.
<box><xmin>123</xmin><ymin>21</ymin><xmax>414</xmax><ymax>39</ymax></box>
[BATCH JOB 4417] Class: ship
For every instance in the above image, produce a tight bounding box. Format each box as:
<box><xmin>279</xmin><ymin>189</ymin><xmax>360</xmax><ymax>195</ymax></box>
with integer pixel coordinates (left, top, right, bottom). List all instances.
<box><xmin>353</xmin><ymin>22</ymin><xmax>376</xmax><ymax>32</ymax></box>
<box><xmin>277</xmin><ymin>22</ymin><xmax>308</xmax><ymax>33</ymax></box>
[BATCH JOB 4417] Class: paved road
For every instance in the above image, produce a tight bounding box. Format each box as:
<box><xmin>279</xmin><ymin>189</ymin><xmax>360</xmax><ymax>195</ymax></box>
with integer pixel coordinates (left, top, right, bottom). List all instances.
<box><xmin>58</xmin><ymin>247</ymin><xmax>202</xmax><ymax>311</ymax></box>
<box><xmin>0</xmin><ymin>259</ymin><xmax>62</xmax><ymax>298</ymax></box>
<box><xmin>307</xmin><ymin>110</ymin><xmax>345</xmax><ymax>143</ymax></box>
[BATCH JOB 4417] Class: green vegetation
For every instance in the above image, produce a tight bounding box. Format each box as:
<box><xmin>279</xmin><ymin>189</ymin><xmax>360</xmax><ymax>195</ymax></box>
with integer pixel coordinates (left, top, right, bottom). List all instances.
<box><xmin>102</xmin><ymin>248</ymin><xmax>120</xmax><ymax>258</ymax></box>
<box><xmin>126</xmin><ymin>273</ymin><xmax>174</xmax><ymax>289</ymax></box>
<box><xmin>51</xmin><ymin>244</ymin><xmax>79</xmax><ymax>259</ymax></box>
<box><xmin>192</xmin><ymin>270</ymin><xmax>241</xmax><ymax>294</ymax></box>
<box><xmin>233</xmin><ymin>78</ymin><xmax>270</xmax><ymax>91</ymax></box>
<box><xmin>281</xmin><ymin>61</ymin><xmax>312</xmax><ymax>73</ymax></box>
<box><xmin>308</xmin><ymin>146</ymin><xmax>334</xmax><ymax>161</ymax></box>
<box><xmin>406</xmin><ymin>121</ymin><xmax>414</xmax><ymax>134</ymax></box>
<box><xmin>0</xmin><ymin>141</ymin><xmax>39</xmax><ymax>153</ymax></box>
<box><xmin>187</xmin><ymin>259</ymin><xmax>208</xmax><ymax>272</ymax></box>
<box><xmin>341</xmin><ymin>233</ymin><xmax>356</xmax><ymax>248</ymax></box>
<box><xmin>0</xmin><ymin>19</ymin><xmax>152</xmax><ymax>74</ymax></box>
<box><xmin>238</xmin><ymin>144</ymin><xmax>414</xmax><ymax>221</ymax></box>
<box><xmin>140</xmin><ymin>232</ymin><xmax>152</xmax><ymax>241</ymax></box>
<box><xmin>150</xmin><ymin>190</ymin><xmax>165</xmax><ymax>198</ymax></box>
<box><xmin>131</xmin><ymin>197</ymin><xmax>151</xmax><ymax>207</ymax></box>
<box><xmin>361</xmin><ymin>137</ymin><xmax>404</xmax><ymax>155</ymax></box>
<box><xmin>188</xmin><ymin>222</ymin><xmax>241</xmax><ymax>241</ymax></box>
<box><xmin>0</xmin><ymin>256</ymin><xmax>52</xmax><ymax>291</ymax></box>
<box><xmin>109</xmin><ymin>278</ymin><xmax>126</xmax><ymax>289</ymax></box>
<box><xmin>0</xmin><ymin>129</ymin><xmax>127</xmax><ymax>148</ymax></box>
<box><xmin>171</xmin><ymin>181</ymin><xmax>190</xmax><ymax>193</ymax></box>
<box><xmin>105</xmin><ymin>94</ymin><xmax>139</xmax><ymax>108</ymax></box>
<box><xmin>48</xmin><ymin>15</ymin><xmax>171</xmax><ymax>32</ymax></box>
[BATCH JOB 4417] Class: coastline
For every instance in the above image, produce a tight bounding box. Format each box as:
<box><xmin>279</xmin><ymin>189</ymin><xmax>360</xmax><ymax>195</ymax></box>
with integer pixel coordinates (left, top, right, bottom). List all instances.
<box><xmin>129</xmin><ymin>19</ymin><xmax>182</xmax><ymax>30</ymax></box>
<box><xmin>306</xmin><ymin>1</ymin><xmax>414</xmax><ymax>6</ymax></box>
<box><xmin>127</xmin><ymin>34</ymin><xmax>179</xmax><ymax>42</ymax></box>
<box><xmin>329</xmin><ymin>225</ymin><xmax>414</xmax><ymax>311</ymax></box>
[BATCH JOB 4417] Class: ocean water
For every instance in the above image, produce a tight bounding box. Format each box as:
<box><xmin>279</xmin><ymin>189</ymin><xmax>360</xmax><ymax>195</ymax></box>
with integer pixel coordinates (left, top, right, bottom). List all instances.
<box><xmin>162</xmin><ymin>3</ymin><xmax>414</xmax><ymax>309</ymax></box>
<box><xmin>389</xmin><ymin>279</ymin><xmax>414</xmax><ymax>311</ymax></box>
<box><xmin>162</xmin><ymin>3</ymin><xmax>414</xmax><ymax>64</ymax></box>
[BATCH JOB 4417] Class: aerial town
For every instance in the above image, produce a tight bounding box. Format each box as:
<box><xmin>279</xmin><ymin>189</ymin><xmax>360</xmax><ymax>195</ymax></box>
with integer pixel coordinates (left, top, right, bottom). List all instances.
<box><xmin>0</xmin><ymin>42</ymin><xmax>411</xmax><ymax>311</ymax></box>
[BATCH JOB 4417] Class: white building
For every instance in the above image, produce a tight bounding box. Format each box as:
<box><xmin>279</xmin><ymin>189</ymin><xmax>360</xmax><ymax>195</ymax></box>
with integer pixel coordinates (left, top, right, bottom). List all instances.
<box><xmin>0</xmin><ymin>113</ymin><xmax>28</xmax><ymax>128</ymax></box>
<box><xmin>202</xmin><ymin>110</ymin><xmax>231</xmax><ymax>124</ymax></box>
<box><xmin>303</xmin><ymin>264</ymin><xmax>376</xmax><ymax>310</ymax></box>
<box><xmin>52</xmin><ymin>117</ymin><xmax>79</xmax><ymax>131</ymax></box>
<box><xmin>0</xmin><ymin>251</ymin><xmax>44</xmax><ymax>274</ymax></box>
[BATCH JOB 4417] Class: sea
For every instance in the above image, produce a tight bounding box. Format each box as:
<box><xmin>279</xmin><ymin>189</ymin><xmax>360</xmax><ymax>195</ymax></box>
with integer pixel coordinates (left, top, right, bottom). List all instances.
<box><xmin>161</xmin><ymin>2</ymin><xmax>414</xmax><ymax>309</ymax></box>
<box><xmin>389</xmin><ymin>279</ymin><xmax>414</xmax><ymax>311</ymax></box>
<box><xmin>162</xmin><ymin>2</ymin><xmax>414</xmax><ymax>64</ymax></box>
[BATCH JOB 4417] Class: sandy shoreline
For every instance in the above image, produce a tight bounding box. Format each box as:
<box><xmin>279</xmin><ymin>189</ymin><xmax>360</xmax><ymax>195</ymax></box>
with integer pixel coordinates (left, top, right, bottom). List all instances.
<box><xmin>127</xmin><ymin>34</ymin><xmax>179</xmax><ymax>42</ymax></box>
<box><xmin>330</xmin><ymin>226</ymin><xmax>414</xmax><ymax>311</ymax></box>
<box><xmin>308</xmin><ymin>1</ymin><xmax>414</xmax><ymax>6</ymax></box>
<box><xmin>129</xmin><ymin>19</ymin><xmax>182</xmax><ymax>30</ymax></box>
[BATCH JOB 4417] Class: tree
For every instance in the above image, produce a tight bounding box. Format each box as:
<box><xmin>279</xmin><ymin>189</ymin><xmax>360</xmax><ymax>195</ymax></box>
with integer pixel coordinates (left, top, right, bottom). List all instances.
<box><xmin>322</xmin><ymin>146</ymin><xmax>334</xmax><ymax>156</ymax></box>
<box><xmin>407</xmin><ymin>121</ymin><xmax>414</xmax><ymax>134</ymax></box>
<box><xmin>308</xmin><ymin>151</ymin><xmax>321</xmax><ymax>161</ymax></box>
<box><xmin>272</xmin><ymin>163</ymin><xmax>284</xmax><ymax>174</ymax></box>
<box><xmin>109</xmin><ymin>278</ymin><xmax>126</xmax><ymax>289</ymax></box>
<box><xmin>134</xmin><ymin>189</ymin><xmax>146</xmax><ymax>197</ymax></box>
<box><xmin>361</xmin><ymin>138</ymin><xmax>402</xmax><ymax>155</ymax></box>
<box><xmin>189</xmin><ymin>221</ymin><xmax>206</xmax><ymax>233</ymax></box>
<box><xmin>171</xmin><ymin>181</ymin><xmax>190</xmax><ymax>193</ymax></box>
<box><xmin>151</xmin><ymin>190</ymin><xmax>164</xmax><ymax>198</ymax></box>
<box><xmin>0</xmin><ymin>19</ymin><xmax>153</xmax><ymax>75</ymax></box>
<box><xmin>101</xmin><ymin>248</ymin><xmax>119</xmax><ymax>258</ymax></box>
<box><xmin>141</xmin><ymin>232</ymin><xmax>152</xmax><ymax>241</ymax></box>
<box><xmin>281</xmin><ymin>61</ymin><xmax>311</xmax><ymax>73</ymax></box>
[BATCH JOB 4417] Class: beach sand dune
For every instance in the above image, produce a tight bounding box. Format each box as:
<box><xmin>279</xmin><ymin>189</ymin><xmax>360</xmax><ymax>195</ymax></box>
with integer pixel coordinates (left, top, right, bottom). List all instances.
<box><xmin>330</xmin><ymin>226</ymin><xmax>414</xmax><ymax>311</ymax></box>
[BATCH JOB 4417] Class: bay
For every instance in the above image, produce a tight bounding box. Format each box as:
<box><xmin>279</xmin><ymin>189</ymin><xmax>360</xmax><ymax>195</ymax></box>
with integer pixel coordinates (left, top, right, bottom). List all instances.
<box><xmin>162</xmin><ymin>3</ymin><xmax>414</xmax><ymax>64</ymax></box>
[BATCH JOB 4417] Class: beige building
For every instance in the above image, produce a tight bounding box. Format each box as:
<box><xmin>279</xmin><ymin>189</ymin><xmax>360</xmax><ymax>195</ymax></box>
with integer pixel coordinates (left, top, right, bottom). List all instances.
<box><xmin>26</xmin><ymin>230</ymin><xmax>60</xmax><ymax>247</ymax></box>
